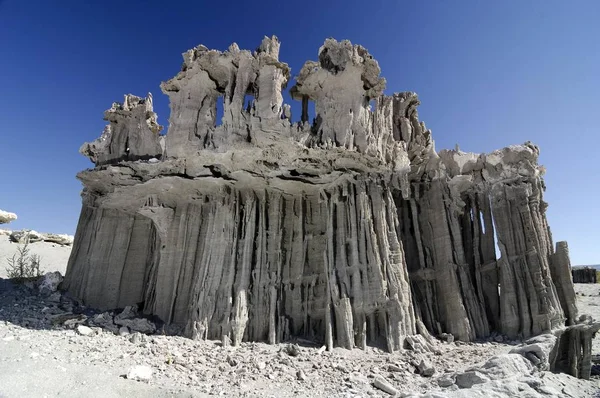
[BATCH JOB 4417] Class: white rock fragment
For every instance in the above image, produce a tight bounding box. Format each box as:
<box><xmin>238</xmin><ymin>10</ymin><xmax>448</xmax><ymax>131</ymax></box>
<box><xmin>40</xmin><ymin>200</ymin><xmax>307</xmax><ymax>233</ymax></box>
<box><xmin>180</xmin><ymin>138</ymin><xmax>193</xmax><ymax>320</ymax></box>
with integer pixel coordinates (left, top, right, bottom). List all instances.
<box><xmin>9</xmin><ymin>229</ymin><xmax>43</xmax><ymax>243</ymax></box>
<box><xmin>126</xmin><ymin>365</ymin><xmax>153</xmax><ymax>381</ymax></box>
<box><xmin>372</xmin><ymin>375</ymin><xmax>398</xmax><ymax>395</ymax></box>
<box><xmin>296</xmin><ymin>369</ymin><xmax>307</xmax><ymax>381</ymax></box>
<box><xmin>0</xmin><ymin>210</ymin><xmax>17</xmax><ymax>224</ymax></box>
<box><xmin>76</xmin><ymin>325</ymin><xmax>94</xmax><ymax>336</ymax></box>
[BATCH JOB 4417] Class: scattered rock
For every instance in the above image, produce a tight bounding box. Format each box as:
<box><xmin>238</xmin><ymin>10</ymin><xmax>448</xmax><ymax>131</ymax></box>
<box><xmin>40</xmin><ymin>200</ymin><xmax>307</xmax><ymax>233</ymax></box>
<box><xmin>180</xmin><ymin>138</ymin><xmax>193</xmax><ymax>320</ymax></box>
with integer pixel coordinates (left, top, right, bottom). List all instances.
<box><xmin>38</xmin><ymin>271</ymin><xmax>63</xmax><ymax>295</ymax></box>
<box><xmin>114</xmin><ymin>317</ymin><xmax>156</xmax><ymax>335</ymax></box>
<box><xmin>76</xmin><ymin>325</ymin><xmax>94</xmax><ymax>336</ymax></box>
<box><xmin>388</xmin><ymin>364</ymin><xmax>403</xmax><ymax>372</ymax></box>
<box><xmin>455</xmin><ymin>370</ymin><xmax>489</xmax><ymax>388</ymax></box>
<box><xmin>284</xmin><ymin>344</ymin><xmax>300</xmax><ymax>357</ymax></box>
<box><xmin>417</xmin><ymin>358</ymin><xmax>435</xmax><ymax>377</ymax></box>
<box><xmin>62</xmin><ymin>315</ymin><xmax>87</xmax><ymax>328</ymax></box>
<box><xmin>129</xmin><ymin>332</ymin><xmax>145</xmax><ymax>344</ymax></box>
<box><xmin>372</xmin><ymin>375</ymin><xmax>398</xmax><ymax>396</ymax></box>
<box><xmin>405</xmin><ymin>335</ymin><xmax>434</xmax><ymax>353</ymax></box>
<box><xmin>438</xmin><ymin>333</ymin><xmax>454</xmax><ymax>343</ymax></box>
<box><xmin>46</xmin><ymin>292</ymin><xmax>62</xmax><ymax>303</ymax></box>
<box><xmin>255</xmin><ymin>361</ymin><xmax>266</xmax><ymax>371</ymax></box>
<box><xmin>114</xmin><ymin>306</ymin><xmax>137</xmax><ymax>321</ymax></box>
<box><xmin>296</xmin><ymin>369</ymin><xmax>307</xmax><ymax>381</ymax></box>
<box><xmin>226</xmin><ymin>355</ymin><xmax>238</xmax><ymax>367</ymax></box>
<box><xmin>437</xmin><ymin>374</ymin><xmax>455</xmax><ymax>388</ymax></box>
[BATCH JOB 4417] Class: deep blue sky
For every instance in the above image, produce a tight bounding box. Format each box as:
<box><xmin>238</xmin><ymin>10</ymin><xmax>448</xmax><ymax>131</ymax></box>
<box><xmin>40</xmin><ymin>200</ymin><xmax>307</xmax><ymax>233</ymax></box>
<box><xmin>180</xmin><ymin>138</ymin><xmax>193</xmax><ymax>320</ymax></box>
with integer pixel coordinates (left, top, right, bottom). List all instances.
<box><xmin>0</xmin><ymin>1</ymin><xmax>598</xmax><ymax>264</ymax></box>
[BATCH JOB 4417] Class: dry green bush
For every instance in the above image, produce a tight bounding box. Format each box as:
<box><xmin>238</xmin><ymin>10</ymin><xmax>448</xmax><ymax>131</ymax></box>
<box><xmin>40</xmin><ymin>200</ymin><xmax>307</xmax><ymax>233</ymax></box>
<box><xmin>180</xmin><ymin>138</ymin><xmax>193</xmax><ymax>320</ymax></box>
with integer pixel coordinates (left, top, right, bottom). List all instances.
<box><xmin>5</xmin><ymin>240</ymin><xmax>43</xmax><ymax>281</ymax></box>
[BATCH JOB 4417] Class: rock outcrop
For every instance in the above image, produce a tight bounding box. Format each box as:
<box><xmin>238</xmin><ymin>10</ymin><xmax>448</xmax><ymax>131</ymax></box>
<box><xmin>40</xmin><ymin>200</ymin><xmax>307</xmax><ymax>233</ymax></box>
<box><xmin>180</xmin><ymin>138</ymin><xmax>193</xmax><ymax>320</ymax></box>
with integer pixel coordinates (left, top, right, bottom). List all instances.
<box><xmin>9</xmin><ymin>230</ymin><xmax>74</xmax><ymax>246</ymax></box>
<box><xmin>64</xmin><ymin>37</ymin><xmax>588</xmax><ymax>371</ymax></box>
<box><xmin>572</xmin><ymin>266</ymin><xmax>597</xmax><ymax>284</ymax></box>
<box><xmin>79</xmin><ymin>93</ymin><xmax>163</xmax><ymax>165</ymax></box>
<box><xmin>0</xmin><ymin>210</ymin><xmax>17</xmax><ymax>224</ymax></box>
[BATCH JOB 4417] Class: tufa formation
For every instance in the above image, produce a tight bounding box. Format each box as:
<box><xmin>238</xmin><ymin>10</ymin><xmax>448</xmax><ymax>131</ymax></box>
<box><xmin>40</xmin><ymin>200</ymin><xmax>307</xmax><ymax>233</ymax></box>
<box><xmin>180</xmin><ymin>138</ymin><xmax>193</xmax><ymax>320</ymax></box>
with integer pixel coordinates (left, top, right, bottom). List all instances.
<box><xmin>63</xmin><ymin>37</ymin><xmax>595</xmax><ymax>373</ymax></box>
<box><xmin>572</xmin><ymin>266</ymin><xmax>597</xmax><ymax>284</ymax></box>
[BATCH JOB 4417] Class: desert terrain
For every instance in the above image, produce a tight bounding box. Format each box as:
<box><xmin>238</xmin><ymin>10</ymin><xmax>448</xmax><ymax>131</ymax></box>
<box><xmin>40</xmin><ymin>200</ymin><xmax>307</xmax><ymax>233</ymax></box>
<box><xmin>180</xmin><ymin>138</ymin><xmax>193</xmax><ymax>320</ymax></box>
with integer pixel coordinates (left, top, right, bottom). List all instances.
<box><xmin>1</xmin><ymin>236</ymin><xmax>599</xmax><ymax>397</ymax></box>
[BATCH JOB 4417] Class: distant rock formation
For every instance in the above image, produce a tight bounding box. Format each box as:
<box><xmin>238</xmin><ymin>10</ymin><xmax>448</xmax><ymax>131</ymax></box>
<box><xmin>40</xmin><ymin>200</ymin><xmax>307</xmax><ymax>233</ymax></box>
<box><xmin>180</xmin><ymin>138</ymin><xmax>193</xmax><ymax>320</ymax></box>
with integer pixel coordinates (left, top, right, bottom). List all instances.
<box><xmin>0</xmin><ymin>210</ymin><xmax>17</xmax><ymax>224</ymax></box>
<box><xmin>63</xmin><ymin>37</ymin><xmax>591</xmax><ymax>366</ymax></box>
<box><xmin>572</xmin><ymin>267</ymin><xmax>597</xmax><ymax>284</ymax></box>
<box><xmin>8</xmin><ymin>230</ymin><xmax>74</xmax><ymax>246</ymax></box>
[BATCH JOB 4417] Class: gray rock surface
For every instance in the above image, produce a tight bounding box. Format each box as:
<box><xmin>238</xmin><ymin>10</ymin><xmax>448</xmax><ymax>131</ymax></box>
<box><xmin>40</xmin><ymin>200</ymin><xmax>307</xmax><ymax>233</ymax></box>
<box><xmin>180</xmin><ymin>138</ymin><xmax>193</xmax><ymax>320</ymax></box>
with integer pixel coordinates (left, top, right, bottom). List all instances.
<box><xmin>550</xmin><ymin>241</ymin><xmax>579</xmax><ymax>324</ymax></box>
<box><xmin>551</xmin><ymin>316</ymin><xmax>600</xmax><ymax>379</ymax></box>
<box><xmin>63</xmin><ymin>36</ymin><xmax>588</xmax><ymax>379</ymax></box>
<box><xmin>80</xmin><ymin>93</ymin><xmax>163</xmax><ymax>165</ymax></box>
<box><xmin>37</xmin><ymin>271</ymin><xmax>64</xmax><ymax>295</ymax></box>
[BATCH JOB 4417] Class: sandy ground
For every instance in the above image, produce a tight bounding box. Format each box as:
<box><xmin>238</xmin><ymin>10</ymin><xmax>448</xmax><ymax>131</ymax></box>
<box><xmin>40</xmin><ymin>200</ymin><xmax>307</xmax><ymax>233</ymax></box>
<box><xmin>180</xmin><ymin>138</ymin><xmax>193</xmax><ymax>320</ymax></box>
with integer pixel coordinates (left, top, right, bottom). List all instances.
<box><xmin>0</xmin><ymin>234</ymin><xmax>70</xmax><ymax>279</ymax></box>
<box><xmin>575</xmin><ymin>283</ymin><xmax>600</xmax><ymax>355</ymax></box>
<box><xmin>0</xmin><ymin>235</ymin><xmax>599</xmax><ymax>397</ymax></box>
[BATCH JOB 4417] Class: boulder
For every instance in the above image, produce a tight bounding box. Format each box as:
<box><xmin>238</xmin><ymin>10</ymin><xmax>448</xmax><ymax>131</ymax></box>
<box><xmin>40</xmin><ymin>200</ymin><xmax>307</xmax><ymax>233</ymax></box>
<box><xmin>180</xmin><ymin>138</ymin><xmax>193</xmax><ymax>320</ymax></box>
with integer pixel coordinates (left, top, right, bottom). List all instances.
<box><xmin>42</xmin><ymin>233</ymin><xmax>74</xmax><ymax>246</ymax></box>
<box><xmin>114</xmin><ymin>306</ymin><xmax>156</xmax><ymax>334</ymax></box>
<box><xmin>9</xmin><ymin>230</ymin><xmax>43</xmax><ymax>244</ymax></box>
<box><xmin>455</xmin><ymin>371</ymin><xmax>489</xmax><ymax>389</ymax></box>
<box><xmin>37</xmin><ymin>271</ymin><xmax>64</xmax><ymax>295</ymax></box>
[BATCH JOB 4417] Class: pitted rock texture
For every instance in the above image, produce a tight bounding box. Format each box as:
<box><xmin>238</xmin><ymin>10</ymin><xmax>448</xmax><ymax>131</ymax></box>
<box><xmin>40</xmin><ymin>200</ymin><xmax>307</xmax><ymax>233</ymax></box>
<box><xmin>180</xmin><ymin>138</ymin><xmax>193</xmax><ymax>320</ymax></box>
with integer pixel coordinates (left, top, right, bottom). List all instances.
<box><xmin>66</xmin><ymin>37</ymin><xmax>584</xmax><ymax>369</ymax></box>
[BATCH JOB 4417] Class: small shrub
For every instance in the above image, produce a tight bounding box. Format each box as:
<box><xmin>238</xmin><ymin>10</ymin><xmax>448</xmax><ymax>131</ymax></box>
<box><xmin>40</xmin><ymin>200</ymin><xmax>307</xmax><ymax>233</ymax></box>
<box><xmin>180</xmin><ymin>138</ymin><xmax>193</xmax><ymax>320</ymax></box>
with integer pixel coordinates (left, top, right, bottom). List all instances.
<box><xmin>5</xmin><ymin>240</ymin><xmax>44</xmax><ymax>281</ymax></box>
<box><xmin>596</xmin><ymin>270</ymin><xmax>600</xmax><ymax>284</ymax></box>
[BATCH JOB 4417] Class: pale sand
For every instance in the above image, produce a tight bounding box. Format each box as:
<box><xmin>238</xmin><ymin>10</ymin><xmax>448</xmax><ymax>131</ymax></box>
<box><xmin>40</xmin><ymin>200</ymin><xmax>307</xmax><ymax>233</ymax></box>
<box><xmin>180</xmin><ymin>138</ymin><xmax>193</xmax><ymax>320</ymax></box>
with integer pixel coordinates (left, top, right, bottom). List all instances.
<box><xmin>0</xmin><ymin>234</ymin><xmax>71</xmax><ymax>279</ymax></box>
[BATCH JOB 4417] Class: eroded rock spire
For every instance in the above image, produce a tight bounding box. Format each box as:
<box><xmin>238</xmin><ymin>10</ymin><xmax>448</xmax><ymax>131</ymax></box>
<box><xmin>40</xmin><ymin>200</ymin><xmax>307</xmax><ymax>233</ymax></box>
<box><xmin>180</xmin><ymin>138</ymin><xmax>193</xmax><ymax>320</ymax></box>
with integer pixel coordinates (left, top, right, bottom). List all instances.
<box><xmin>65</xmin><ymin>37</ymin><xmax>590</xmax><ymax>371</ymax></box>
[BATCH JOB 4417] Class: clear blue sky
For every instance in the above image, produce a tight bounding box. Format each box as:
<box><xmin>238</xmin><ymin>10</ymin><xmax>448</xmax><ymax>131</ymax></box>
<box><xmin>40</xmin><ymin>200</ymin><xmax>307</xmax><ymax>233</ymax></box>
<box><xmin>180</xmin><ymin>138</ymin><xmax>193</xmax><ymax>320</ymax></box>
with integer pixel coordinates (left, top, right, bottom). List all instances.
<box><xmin>0</xmin><ymin>1</ymin><xmax>598</xmax><ymax>264</ymax></box>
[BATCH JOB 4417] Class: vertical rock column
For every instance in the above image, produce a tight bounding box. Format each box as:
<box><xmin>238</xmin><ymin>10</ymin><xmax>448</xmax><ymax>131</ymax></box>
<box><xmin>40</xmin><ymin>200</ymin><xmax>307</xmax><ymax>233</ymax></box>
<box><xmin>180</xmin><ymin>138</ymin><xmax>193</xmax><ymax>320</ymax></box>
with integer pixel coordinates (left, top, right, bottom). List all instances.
<box><xmin>460</xmin><ymin>191</ymin><xmax>501</xmax><ymax>330</ymax></box>
<box><xmin>491</xmin><ymin>179</ymin><xmax>564</xmax><ymax>338</ymax></box>
<box><xmin>398</xmin><ymin>180</ymin><xmax>490</xmax><ymax>341</ymax></box>
<box><xmin>550</xmin><ymin>241</ymin><xmax>578</xmax><ymax>325</ymax></box>
<box><xmin>179</xmin><ymin>179</ymin><xmax>416</xmax><ymax>351</ymax></box>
